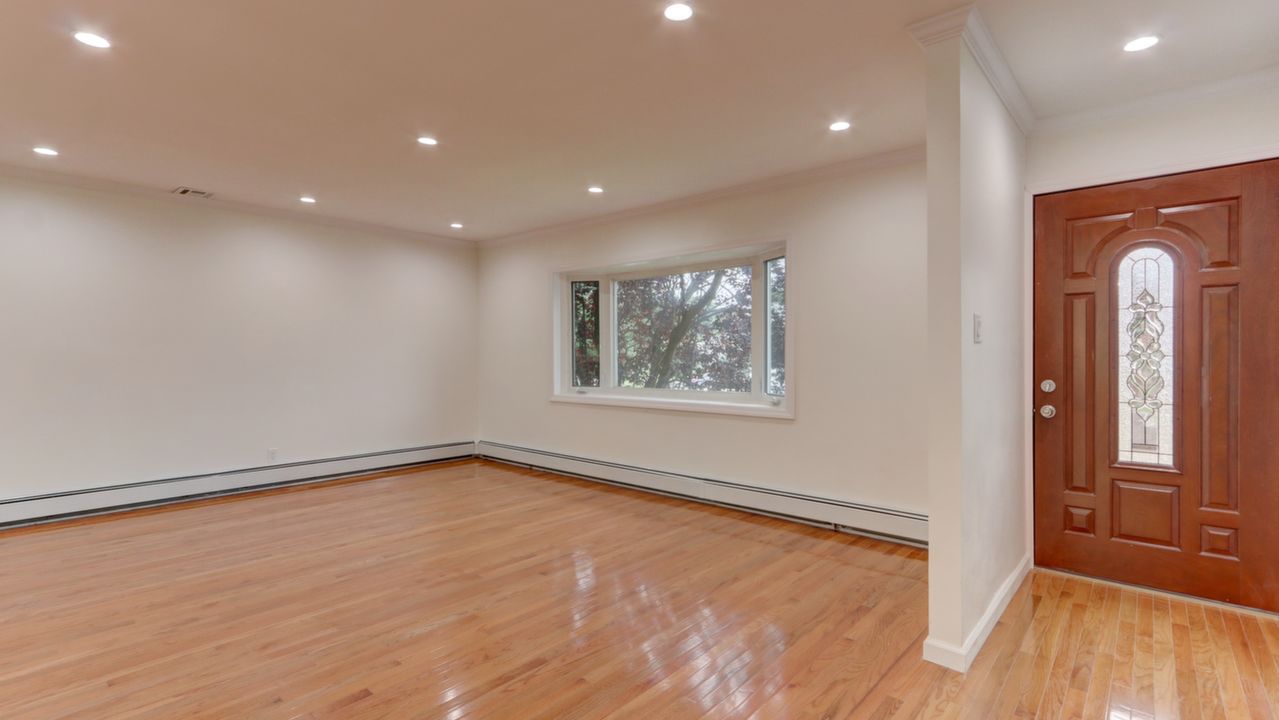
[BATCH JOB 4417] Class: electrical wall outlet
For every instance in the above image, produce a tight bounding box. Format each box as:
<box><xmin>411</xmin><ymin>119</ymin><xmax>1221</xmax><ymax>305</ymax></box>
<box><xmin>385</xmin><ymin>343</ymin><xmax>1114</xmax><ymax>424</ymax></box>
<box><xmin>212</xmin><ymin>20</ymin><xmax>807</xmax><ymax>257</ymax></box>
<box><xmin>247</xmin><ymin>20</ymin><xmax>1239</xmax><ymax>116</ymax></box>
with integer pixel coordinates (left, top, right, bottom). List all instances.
<box><xmin>268</xmin><ymin>448</ymin><xmax>279</xmax><ymax>463</ymax></box>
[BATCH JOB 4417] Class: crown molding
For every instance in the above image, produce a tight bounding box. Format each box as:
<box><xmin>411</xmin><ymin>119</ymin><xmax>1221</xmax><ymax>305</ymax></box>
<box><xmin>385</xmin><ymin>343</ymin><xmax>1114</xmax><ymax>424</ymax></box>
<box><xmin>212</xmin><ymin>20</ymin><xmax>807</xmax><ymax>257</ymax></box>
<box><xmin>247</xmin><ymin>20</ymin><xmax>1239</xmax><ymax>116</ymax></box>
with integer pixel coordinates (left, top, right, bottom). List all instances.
<box><xmin>0</xmin><ymin>163</ymin><xmax>471</xmax><ymax>248</ymax></box>
<box><xmin>0</xmin><ymin>144</ymin><xmax>929</xmax><ymax>250</ymax></box>
<box><xmin>481</xmin><ymin>144</ymin><xmax>926</xmax><ymax>246</ymax></box>
<box><xmin>908</xmin><ymin>5</ymin><xmax>1037</xmax><ymax>135</ymax></box>
<box><xmin>906</xmin><ymin>5</ymin><xmax>973</xmax><ymax>47</ymax></box>
<box><xmin>961</xmin><ymin>9</ymin><xmax>1036</xmax><ymax>134</ymax></box>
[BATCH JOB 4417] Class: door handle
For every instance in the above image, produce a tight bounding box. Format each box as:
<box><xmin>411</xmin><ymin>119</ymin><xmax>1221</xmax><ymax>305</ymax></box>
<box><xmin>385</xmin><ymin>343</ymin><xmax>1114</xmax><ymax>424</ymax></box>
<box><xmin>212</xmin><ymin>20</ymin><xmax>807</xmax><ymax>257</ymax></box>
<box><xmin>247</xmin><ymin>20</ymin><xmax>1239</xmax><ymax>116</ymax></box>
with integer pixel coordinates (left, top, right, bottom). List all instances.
<box><xmin>1039</xmin><ymin>405</ymin><xmax>1057</xmax><ymax>419</ymax></box>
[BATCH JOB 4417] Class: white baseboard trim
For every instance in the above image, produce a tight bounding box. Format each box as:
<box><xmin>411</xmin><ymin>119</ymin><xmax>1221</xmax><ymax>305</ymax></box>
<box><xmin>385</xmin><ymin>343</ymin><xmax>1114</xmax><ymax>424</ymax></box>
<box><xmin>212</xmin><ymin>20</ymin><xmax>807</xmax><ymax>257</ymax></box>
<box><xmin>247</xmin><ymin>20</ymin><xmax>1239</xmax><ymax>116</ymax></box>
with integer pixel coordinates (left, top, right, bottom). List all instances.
<box><xmin>475</xmin><ymin>441</ymin><xmax>928</xmax><ymax>544</ymax></box>
<box><xmin>0</xmin><ymin>441</ymin><xmax>476</xmax><ymax>527</ymax></box>
<box><xmin>923</xmin><ymin>552</ymin><xmax>1032</xmax><ymax>672</ymax></box>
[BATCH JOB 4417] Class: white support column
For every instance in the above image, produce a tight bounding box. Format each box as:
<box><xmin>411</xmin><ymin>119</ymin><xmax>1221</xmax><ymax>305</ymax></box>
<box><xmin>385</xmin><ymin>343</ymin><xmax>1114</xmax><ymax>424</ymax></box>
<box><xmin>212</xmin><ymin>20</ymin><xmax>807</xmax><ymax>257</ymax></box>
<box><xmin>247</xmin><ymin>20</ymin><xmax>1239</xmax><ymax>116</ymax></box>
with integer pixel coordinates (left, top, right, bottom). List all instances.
<box><xmin>909</xmin><ymin>5</ymin><xmax>1033</xmax><ymax>672</ymax></box>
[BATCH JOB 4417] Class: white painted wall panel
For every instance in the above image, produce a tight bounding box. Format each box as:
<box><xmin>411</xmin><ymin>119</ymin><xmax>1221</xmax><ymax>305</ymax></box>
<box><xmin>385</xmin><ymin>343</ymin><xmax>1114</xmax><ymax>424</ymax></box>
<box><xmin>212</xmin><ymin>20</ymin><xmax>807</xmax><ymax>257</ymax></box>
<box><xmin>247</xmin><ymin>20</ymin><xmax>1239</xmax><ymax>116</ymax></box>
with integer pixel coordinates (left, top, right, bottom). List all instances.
<box><xmin>0</xmin><ymin>175</ymin><xmax>478</xmax><ymax>502</ymax></box>
<box><xmin>1028</xmin><ymin>69</ymin><xmax>1279</xmax><ymax>192</ymax></box>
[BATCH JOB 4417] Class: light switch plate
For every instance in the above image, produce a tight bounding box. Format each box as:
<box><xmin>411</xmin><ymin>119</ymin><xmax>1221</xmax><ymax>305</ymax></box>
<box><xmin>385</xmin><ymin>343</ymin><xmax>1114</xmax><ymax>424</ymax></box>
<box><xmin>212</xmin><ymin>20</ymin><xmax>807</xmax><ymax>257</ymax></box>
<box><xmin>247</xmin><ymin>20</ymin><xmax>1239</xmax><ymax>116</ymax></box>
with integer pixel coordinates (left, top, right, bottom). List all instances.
<box><xmin>973</xmin><ymin>313</ymin><xmax>983</xmax><ymax>344</ymax></box>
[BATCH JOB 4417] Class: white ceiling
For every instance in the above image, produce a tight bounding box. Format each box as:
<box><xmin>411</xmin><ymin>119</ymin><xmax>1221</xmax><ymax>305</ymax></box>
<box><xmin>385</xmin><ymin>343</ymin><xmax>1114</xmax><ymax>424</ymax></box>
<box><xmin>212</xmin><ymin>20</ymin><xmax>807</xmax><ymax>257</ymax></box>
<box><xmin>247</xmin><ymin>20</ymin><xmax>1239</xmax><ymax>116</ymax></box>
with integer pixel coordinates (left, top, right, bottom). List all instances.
<box><xmin>2</xmin><ymin>1</ymin><xmax>1277</xmax><ymax>240</ymax></box>
<box><xmin>980</xmin><ymin>0</ymin><xmax>1279</xmax><ymax>118</ymax></box>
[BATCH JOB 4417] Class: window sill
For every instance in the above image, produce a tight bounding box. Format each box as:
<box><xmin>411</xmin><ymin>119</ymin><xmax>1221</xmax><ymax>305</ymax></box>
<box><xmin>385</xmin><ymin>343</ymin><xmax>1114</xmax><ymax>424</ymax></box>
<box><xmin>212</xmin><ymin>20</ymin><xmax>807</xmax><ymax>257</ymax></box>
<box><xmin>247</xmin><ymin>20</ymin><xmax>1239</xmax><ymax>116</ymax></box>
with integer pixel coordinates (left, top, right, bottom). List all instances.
<box><xmin>550</xmin><ymin>392</ymin><xmax>794</xmax><ymax>419</ymax></box>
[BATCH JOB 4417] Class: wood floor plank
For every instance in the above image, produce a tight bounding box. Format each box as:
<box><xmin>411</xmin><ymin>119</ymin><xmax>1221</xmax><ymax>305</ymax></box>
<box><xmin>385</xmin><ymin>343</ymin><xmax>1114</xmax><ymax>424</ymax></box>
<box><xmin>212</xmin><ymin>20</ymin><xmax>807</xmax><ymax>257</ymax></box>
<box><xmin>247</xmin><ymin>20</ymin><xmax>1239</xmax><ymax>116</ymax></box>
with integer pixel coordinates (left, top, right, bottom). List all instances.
<box><xmin>1016</xmin><ymin>577</ymin><xmax>1082</xmax><ymax>716</ymax></box>
<box><xmin>1079</xmin><ymin>586</ymin><xmax>1124</xmax><ymax>720</ymax></box>
<box><xmin>1187</xmin><ymin>602</ymin><xmax>1229</xmax><ymax>720</ymax></box>
<box><xmin>1241</xmin><ymin>615</ymin><xmax>1279</xmax><ymax>713</ymax></box>
<box><xmin>1169</xmin><ymin>599</ymin><xmax>1204</xmax><ymax>720</ymax></box>
<box><xmin>1220</xmin><ymin>611</ymin><xmax>1276</xmax><ymax>720</ymax></box>
<box><xmin>1037</xmin><ymin>584</ymin><xmax>1089</xmax><ymax>719</ymax></box>
<box><xmin>1</xmin><ymin>461</ymin><xmax>1274</xmax><ymax>719</ymax></box>
<box><xmin>1133</xmin><ymin>592</ymin><xmax>1157</xmax><ymax>719</ymax></box>
<box><xmin>1109</xmin><ymin>588</ymin><xmax>1141</xmax><ymax>720</ymax></box>
<box><xmin>1060</xmin><ymin>582</ymin><xmax>1113</xmax><ymax>719</ymax></box>
<box><xmin>1151</xmin><ymin>594</ymin><xmax>1180</xmax><ymax>720</ymax></box>
<box><xmin>1204</xmin><ymin>606</ymin><xmax>1255</xmax><ymax>720</ymax></box>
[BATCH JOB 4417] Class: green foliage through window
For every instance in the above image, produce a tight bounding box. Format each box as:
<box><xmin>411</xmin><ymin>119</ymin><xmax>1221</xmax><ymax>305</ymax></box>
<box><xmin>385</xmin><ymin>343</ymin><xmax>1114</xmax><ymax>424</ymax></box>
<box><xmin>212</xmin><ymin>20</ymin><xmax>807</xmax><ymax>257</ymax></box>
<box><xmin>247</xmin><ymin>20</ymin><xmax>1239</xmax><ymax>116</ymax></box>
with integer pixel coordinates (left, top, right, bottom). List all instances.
<box><xmin>571</xmin><ymin>281</ymin><xmax>600</xmax><ymax>387</ymax></box>
<box><xmin>616</xmin><ymin>266</ymin><xmax>753</xmax><ymax>392</ymax></box>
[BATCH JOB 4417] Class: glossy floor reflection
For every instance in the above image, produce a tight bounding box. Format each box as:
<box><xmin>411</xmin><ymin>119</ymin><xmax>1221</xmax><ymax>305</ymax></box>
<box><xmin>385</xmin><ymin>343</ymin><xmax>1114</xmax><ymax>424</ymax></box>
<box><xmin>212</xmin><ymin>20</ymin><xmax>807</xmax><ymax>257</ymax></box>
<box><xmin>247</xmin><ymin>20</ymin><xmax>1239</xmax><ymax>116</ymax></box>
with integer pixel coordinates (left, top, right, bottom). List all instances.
<box><xmin>1</xmin><ymin>460</ymin><xmax>1274</xmax><ymax>718</ymax></box>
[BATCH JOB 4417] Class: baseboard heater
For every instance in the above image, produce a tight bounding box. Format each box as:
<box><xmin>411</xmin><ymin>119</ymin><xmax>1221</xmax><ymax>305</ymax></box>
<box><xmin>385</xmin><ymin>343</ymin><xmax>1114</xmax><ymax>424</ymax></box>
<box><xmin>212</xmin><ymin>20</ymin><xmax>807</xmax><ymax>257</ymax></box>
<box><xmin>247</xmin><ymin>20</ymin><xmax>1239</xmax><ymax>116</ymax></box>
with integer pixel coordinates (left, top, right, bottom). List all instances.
<box><xmin>475</xmin><ymin>441</ymin><xmax>928</xmax><ymax>546</ymax></box>
<box><xmin>0</xmin><ymin>441</ymin><xmax>476</xmax><ymax>529</ymax></box>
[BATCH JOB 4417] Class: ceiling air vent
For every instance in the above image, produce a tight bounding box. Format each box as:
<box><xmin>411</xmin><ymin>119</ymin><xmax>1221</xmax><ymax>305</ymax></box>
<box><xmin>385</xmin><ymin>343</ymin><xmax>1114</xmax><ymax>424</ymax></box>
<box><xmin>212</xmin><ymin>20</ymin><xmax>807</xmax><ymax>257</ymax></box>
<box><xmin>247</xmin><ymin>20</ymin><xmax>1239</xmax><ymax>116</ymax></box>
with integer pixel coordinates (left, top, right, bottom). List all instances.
<box><xmin>171</xmin><ymin>186</ymin><xmax>214</xmax><ymax>199</ymax></box>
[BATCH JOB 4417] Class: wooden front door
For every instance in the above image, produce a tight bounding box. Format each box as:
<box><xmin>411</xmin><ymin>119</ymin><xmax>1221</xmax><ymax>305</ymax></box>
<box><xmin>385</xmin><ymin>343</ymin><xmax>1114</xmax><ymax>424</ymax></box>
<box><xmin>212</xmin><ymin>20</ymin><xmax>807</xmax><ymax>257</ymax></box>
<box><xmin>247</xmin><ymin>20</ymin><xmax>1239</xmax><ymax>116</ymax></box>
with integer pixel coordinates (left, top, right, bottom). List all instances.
<box><xmin>1034</xmin><ymin>159</ymin><xmax>1279</xmax><ymax>611</ymax></box>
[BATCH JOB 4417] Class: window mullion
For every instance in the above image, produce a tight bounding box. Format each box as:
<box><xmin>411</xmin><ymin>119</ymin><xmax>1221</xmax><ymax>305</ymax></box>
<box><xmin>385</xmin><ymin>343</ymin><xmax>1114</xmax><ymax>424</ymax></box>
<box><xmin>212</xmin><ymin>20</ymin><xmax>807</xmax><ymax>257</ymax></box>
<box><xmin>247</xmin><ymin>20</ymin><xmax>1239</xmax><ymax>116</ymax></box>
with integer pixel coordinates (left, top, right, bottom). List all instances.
<box><xmin>560</xmin><ymin>278</ymin><xmax>571</xmax><ymax>393</ymax></box>
<box><xmin>750</xmin><ymin>257</ymin><xmax>766</xmax><ymax>401</ymax></box>
<box><xmin>601</xmin><ymin>278</ymin><xmax>617</xmax><ymax>389</ymax></box>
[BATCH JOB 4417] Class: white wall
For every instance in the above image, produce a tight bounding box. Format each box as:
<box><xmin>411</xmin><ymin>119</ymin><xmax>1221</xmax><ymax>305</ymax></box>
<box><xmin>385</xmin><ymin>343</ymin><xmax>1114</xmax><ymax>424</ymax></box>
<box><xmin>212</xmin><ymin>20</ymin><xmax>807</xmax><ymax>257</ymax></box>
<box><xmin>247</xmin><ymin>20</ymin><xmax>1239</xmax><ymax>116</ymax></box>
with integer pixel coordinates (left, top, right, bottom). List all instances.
<box><xmin>0</xmin><ymin>174</ymin><xmax>477</xmax><ymax>502</ymax></box>
<box><xmin>919</xmin><ymin>19</ymin><xmax>1028</xmax><ymax>672</ymax></box>
<box><xmin>477</xmin><ymin>154</ymin><xmax>929</xmax><ymax>522</ymax></box>
<box><xmin>1028</xmin><ymin>66</ymin><xmax>1279</xmax><ymax>192</ymax></box>
<box><xmin>957</xmin><ymin>44</ymin><xmax>1028</xmax><ymax>639</ymax></box>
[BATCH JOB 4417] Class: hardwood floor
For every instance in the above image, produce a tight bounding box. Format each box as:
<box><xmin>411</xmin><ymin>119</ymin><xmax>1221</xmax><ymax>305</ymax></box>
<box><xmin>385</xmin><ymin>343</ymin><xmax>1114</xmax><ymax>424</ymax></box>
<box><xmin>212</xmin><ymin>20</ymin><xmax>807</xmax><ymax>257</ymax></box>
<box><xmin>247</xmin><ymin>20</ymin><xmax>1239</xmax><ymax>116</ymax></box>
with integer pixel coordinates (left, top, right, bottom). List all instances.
<box><xmin>1</xmin><ymin>460</ymin><xmax>1275</xmax><ymax>718</ymax></box>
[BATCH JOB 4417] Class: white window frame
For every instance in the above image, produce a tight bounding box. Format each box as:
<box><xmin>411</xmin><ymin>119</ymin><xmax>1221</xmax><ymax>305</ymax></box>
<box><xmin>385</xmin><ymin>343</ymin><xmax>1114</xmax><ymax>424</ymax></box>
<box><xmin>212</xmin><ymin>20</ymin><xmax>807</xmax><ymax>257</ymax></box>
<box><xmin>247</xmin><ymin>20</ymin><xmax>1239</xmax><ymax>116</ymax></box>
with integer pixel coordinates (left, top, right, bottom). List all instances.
<box><xmin>552</xmin><ymin>244</ymin><xmax>793</xmax><ymax>419</ymax></box>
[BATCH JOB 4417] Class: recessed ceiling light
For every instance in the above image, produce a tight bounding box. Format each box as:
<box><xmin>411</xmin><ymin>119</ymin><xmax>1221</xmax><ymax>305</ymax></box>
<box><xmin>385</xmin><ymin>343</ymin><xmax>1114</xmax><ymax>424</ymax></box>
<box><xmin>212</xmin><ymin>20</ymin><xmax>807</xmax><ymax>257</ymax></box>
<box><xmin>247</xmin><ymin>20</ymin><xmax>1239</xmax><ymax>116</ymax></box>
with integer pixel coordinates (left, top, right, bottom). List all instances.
<box><xmin>450</xmin><ymin>223</ymin><xmax>464</xmax><ymax>229</ymax></box>
<box><xmin>417</xmin><ymin>136</ymin><xmax>439</xmax><ymax>146</ymax></box>
<box><xmin>1124</xmin><ymin>36</ymin><xmax>1159</xmax><ymax>52</ymax></box>
<box><xmin>299</xmin><ymin>196</ymin><xmax>317</xmax><ymax>204</ymax></box>
<box><xmin>33</xmin><ymin>147</ymin><xmax>59</xmax><ymax>157</ymax></box>
<box><xmin>588</xmin><ymin>186</ymin><xmax>605</xmax><ymax>194</ymax></box>
<box><xmin>664</xmin><ymin>3</ymin><xmax>693</xmax><ymax>21</ymax></box>
<box><xmin>73</xmin><ymin>31</ymin><xmax>111</xmax><ymax>49</ymax></box>
<box><xmin>829</xmin><ymin>120</ymin><xmax>852</xmax><ymax>132</ymax></box>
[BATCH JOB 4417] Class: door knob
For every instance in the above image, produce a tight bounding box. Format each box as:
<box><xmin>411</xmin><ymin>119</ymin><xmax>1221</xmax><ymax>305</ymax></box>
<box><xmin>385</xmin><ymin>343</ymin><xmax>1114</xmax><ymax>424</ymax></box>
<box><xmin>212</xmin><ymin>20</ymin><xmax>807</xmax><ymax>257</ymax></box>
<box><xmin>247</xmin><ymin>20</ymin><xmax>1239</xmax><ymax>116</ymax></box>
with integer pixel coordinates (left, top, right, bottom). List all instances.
<box><xmin>1040</xmin><ymin>405</ymin><xmax>1057</xmax><ymax>419</ymax></box>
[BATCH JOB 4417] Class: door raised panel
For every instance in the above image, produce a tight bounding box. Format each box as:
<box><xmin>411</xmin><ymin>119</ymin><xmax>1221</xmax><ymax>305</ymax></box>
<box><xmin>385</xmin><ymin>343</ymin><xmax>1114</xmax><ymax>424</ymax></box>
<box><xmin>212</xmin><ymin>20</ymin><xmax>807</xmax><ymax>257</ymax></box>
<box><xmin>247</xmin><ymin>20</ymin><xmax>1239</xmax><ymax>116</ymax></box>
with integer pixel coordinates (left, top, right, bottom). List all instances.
<box><xmin>1064</xmin><ymin>506</ymin><xmax>1095</xmax><ymax>536</ymax></box>
<box><xmin>1068</xmin><ymin>214</ymin><xmax>1131</xmax><ymax>278</ymax></box>
<box><xmin>1065</xmin><ymin>294</ymin><xmax>1094</xmax><ymax>493</ymax></box>
<box><xmin>1200</xmin><ymin>285</ymin><xmax>1239</xmax><ymax>511</ymax></box>
<box><xmin>1111</xmin><ymin>480</ymin><xmax>1180</xmax><ymax>548</ymax></box>
<box><xmin>1160</xmin><ymin>201</ymin><xmax>1239</xmax><ymax>268</ymax></box>
<box><xmin>1201</xmin><ymin>525</ymin><xmax>1240</xmax><ymax>560</ymax></box>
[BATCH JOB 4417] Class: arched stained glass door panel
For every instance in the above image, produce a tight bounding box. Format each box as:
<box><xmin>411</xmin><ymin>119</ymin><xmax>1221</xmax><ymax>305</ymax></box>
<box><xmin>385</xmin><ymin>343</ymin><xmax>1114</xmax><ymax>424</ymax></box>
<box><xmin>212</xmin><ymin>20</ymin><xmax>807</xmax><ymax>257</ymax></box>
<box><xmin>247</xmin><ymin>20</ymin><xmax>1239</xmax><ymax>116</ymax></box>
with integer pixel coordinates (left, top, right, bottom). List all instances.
<box><xmin>1115</xmin><ymin>247</ymin><xmax>1175</xmax><ymax>467</ymax></box>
